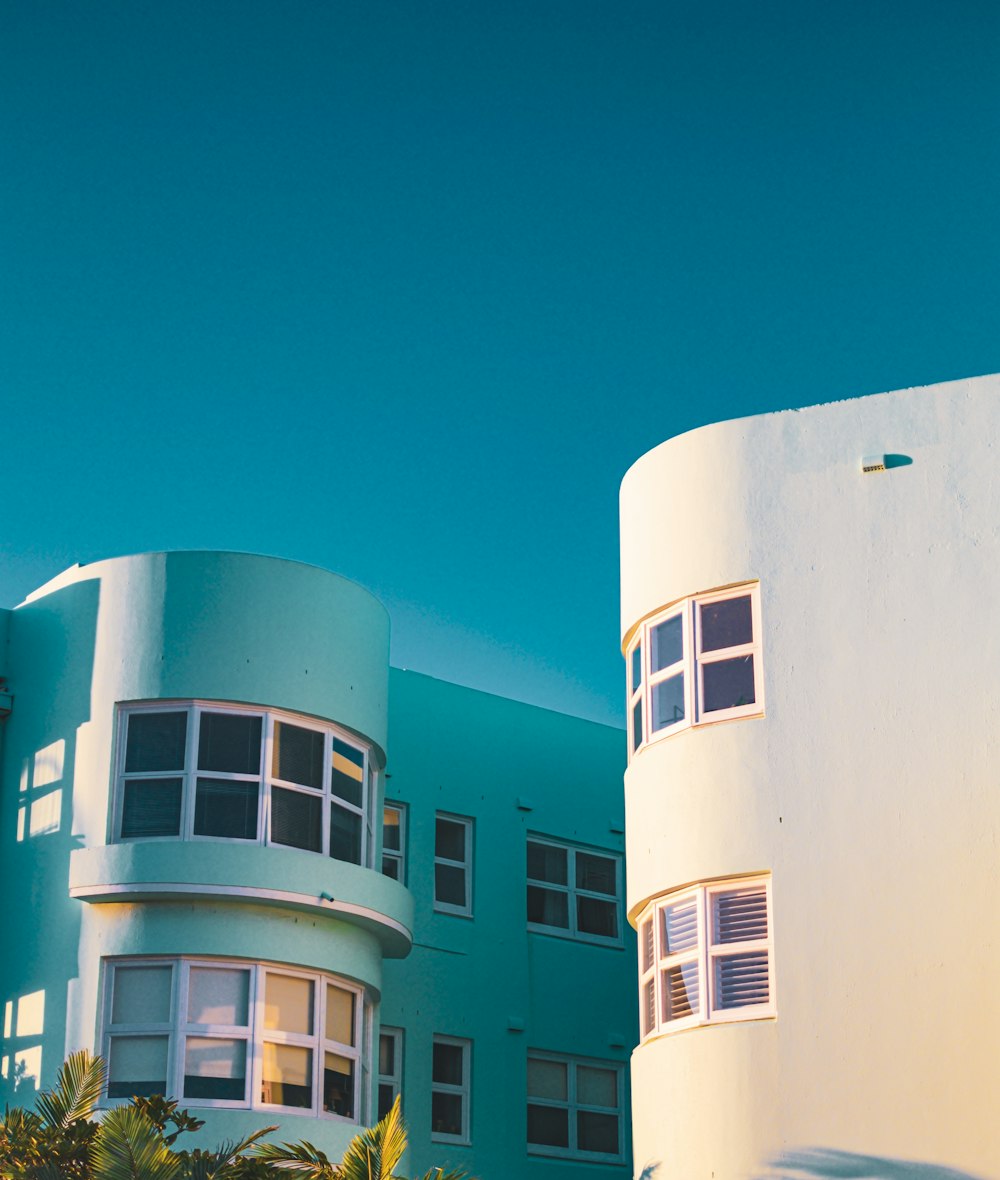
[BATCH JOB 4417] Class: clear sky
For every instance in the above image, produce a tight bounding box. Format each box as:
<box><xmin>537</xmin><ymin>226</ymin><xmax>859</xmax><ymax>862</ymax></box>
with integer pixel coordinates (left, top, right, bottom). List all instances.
<box><xmin>3</xmin><ymin>1</ymin><xmax>999</xmax><ymax>726</ymax></box>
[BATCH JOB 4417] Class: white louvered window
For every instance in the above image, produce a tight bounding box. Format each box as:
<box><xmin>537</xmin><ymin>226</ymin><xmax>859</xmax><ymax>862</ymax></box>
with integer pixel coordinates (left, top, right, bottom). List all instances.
<box><xmin>637</xmin><ymin>877</ymin><xmax>774</xmax><ymax>1039</ymax></box>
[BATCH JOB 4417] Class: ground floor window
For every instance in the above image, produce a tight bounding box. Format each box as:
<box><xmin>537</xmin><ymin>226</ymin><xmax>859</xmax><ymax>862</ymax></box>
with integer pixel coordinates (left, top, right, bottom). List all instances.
<box><xmin>377</xmin><ymin>1026</ymin><xmax>403</xmax><ymax>1120</ymax></box>
<box><xmin>527</xmin><ymin>1052</ymin><xmax>624</xmax><ymax>1161</ymax></box>
<box><xmin>431</xmin><ymin>1036</ymin><xmax>470</xmax><ymax>1144</ymax></box>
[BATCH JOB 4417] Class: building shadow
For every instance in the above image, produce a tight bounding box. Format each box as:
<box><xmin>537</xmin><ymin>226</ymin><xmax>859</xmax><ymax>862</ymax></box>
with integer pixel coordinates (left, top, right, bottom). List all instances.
<box><xmin>759</xmin><ymin>1148</ymin><xmax>990</xmax><ymax>1180</ymax></box>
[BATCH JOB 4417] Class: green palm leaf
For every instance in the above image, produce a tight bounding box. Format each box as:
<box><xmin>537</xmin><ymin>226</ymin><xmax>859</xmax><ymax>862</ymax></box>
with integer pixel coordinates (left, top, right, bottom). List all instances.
<box><xmin>92</xmin><ymin>1104</ymin><xmax>182</xmax><ymax>1180</ymax></box>
<box><xmin>335</xmin><ymin>1096</ymin><xmax>407</xmax><ymax>1180</ymax></box>
<box><xmin>34</xmin><ymin>1049</ymin><xmax>107</xmax><ymax>1128</ymax></box>
<box><xmin>250</xmin><ymin>1136</ymin><xmax>338</xmax><ymax>1177</ymax></box>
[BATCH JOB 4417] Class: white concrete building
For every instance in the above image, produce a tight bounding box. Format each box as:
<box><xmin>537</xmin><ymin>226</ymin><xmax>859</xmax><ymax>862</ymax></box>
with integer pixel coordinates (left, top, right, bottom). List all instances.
<box><xmin>620</xmin><ymin>374</ymin><xmax>1000</xmax><ymax>1180</ymax></box>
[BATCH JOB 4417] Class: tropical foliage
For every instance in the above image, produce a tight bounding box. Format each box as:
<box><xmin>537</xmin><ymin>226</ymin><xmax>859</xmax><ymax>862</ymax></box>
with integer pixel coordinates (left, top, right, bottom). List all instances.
<box><xmin>0</xmin><ymin>1050</ymin><xmax>472</xmax><ymax>1180</ymax></box>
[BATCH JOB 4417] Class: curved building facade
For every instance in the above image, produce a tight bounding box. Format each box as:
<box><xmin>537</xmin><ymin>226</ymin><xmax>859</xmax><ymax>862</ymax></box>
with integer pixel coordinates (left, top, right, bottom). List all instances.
<box><xmin>620</xmin><ymin>374</ymin><xmax>1000</xmax><ymax>1178</ymax></box>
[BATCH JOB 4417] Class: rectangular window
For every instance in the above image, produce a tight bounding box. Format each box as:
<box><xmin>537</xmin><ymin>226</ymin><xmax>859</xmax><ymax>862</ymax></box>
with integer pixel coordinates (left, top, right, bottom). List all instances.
<box><xmin>431</xmin><ymin>1036</ymin><xmax>470</xmax><ymax>1144</ymax></box>
<box><xmin>434</xmin><ymin>814</ymin><xmax>473</xmax><ymax>916</ymax></box>
<box><xmin>526</xmin><ymin>838</ymin><xmax>621</xmax><ymax>945</ymax></box>
<box><xmin>381</xmin><ymin>803</ymin><xmax>406</xmax><ymax>883</ymax></box>
<box><xmin>638</xmin><ymin>876</ymin><xmax>774</xmax><ymax>1039</ymax></box>
<box><xmin>377</xmin><ymin>1026</ymin><xmax>403</xmax><ymax>1121</ymax></box>
<box><xmin>527</xmin><ymin>1053</ymin><xmax>623</xmax><ymax>1161</ymax></box>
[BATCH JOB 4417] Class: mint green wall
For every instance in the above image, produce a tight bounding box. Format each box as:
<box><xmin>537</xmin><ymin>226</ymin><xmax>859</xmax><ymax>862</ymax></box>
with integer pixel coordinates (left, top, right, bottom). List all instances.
<box><xmin>381</xmin><ymin>671</ymin><xmax>635</xmax><ymax>1180</ymax></box>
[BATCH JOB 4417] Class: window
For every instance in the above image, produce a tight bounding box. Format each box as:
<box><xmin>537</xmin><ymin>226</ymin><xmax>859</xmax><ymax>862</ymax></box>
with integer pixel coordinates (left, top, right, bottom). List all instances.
<box><xmin>115</xmin><ymin>703</ymin><xmax>377</xmax><ymax>867</ymax></box>
<box><xmin>638</xmin><ymin>876</ymin><xmax>774</xmax><ymax>1039</ymax></box>
<box><xmin>527</xmin><ymin>1053</ymin><xmax>623</xmax><ymax>1161</ymax></box>
<box><xmin>431</xmin><ymin>1036</ymin><xmax>470</xmax><ymax>1144</ymax></box>
<box><xmin>434</xmin><ymin>814</ymin><xmax>472</xmax><ymax>916</ymax></box>
<box><xmin>626</xmin><ymin>584</ymin><xmax>763</xmax><ymax>756</ymax></box>
<box><xmin>377</xmin><ymin>1026</ymin><xmax>403</xmax><ymax>1120</ymax></box>
<box><xmin>382</xmin><ymin>803</ymin><xmax>406</xmax><ymax>883</ymax></box>
<box><xmin>526</xmin><ymin>838</ymin><xmax>621</xmax><ymax>945</ymax></box>
<box><xmin>103</xmin><ymin>959</ymin><xmax>366</xmax><ymax>1120</ymax></box>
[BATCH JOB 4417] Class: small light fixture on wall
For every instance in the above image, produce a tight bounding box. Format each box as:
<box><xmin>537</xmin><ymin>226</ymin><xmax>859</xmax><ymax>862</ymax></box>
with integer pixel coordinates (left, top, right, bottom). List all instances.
<box><xmin>862</xmin><ymin>454</ymin><xmax>887</xmax><ymax>473</ymax></box>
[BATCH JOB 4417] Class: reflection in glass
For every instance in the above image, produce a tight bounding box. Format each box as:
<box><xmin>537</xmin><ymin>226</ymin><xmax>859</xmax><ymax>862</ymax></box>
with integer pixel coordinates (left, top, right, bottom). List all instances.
<box><xmin>125</xmin><ymin>712</ymin><xmax>187</xmax><ymax>773</ymax></box>
<box><xmin>272</xmin><ymin>722</ymin><xmax>324</xmax><ymax>789</ymax></box>
<box><xmin>183</xmin><ymin>1037</ymin><xmax>246</xmax><ymax>1101</ymax></box>
<box><xmin>331</xmin><ymin>740</ymin><xmax>364</xmax><ymax>807</ymax></box>
<box><xmin>702</xmin><ymin>656</ymin><xmax>755</xmax><ymax>713</ymax></box>
<box><xmin>198</xmin><ymin>713</ymin><xmax>261</xmax><ymax>775</ymax></box>
<box><xmin>193</xmin><ymin>779</ymin><xmax>258</xmax><ymax>840</ymax></box>
<box><xmin>651</xmin><ymin>673</ymin><xmax>684</xmax><ymax>731</ymax></box>
<box><xmin>651</xmin><ymin>613</ymin><xmax>683</xmax><ymax>672</ymax></box>
<box><xmin>107</xmin><ymin>1036</ymin><xmax>169</xmax><ymax>1098</ymax></box>
<box><xmin>261</xmin><ymin>1042</ymin><xmax>312</xmax><ymax>1108</ymax></box>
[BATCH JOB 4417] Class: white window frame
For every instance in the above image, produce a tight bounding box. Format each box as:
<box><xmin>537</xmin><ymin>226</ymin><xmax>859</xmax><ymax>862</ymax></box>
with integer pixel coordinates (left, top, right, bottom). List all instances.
<box><xmin>381</xmin><ymin>802</ymin><xmax>407</xmax><ymax>883</ymax></box>
<box><xmin>626</xmin><ymin>583</ymin><xmax>763</xmax><ymax>757</ymax></box>
<box><xmin>433</xmin><ymin>813</ymin><xmax>473</xmax><ymax>917</ymax></box>
<box><xmin>637</xmin><ymin>875</ymin><xmax>775</xmax><ymax>1041</ymax></box>
<box><xmin>377</xmin><ymin>1026</ymin><xmax>403</xmax><ymax>1120</ymax></box>
<box><xmin>101</xmin><ymin>957</ymin><xmax>368</xmax><ymax>1122</ymax></box>
<box><xmin>113</xmin><ymin>701</ymin><xmax>378</xmax><ymax>867</ymax></box>
<box><xmin>526</xmin><ymin>837</ymin><xmax>622</xmax><ymax>946</ymax></box>
<box><xmin>431</xmin><ymin>1035</ymin><xmax>471</xmax><ymax>1145</ymax></box>
<box><xmin>526</xmin><ymin>1052</ymin><xmax>624</xmax><ymax>1163</ymax></box>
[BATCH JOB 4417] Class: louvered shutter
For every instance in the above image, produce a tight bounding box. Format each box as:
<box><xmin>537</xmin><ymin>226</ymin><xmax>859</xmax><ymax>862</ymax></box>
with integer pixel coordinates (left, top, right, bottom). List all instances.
<box><xmin>711</xmin><ymin>886</ymin><xmax>770</xmax><ymax>1011</ymax></box>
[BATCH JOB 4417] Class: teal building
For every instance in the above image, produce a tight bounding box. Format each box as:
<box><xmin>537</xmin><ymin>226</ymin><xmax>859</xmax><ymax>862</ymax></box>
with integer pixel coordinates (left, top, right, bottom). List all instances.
<box><xmin>0</xmin><ymin>552</ymin><xmax>634</xmax><ymax>1177</ymax></box>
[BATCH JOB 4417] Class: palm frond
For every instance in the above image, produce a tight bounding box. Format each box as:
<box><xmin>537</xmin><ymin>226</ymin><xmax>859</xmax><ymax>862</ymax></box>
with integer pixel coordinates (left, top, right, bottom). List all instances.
<box><xmin>34</xmin><ymin>1049</ymin><xmax>107</xmax><ymax>1128</ymax></box>
<box><xmin>250</xmin><ymin>1137</ymin><xmax>339</xmax><ymax>1177</ymax></box>
<box><xmin>199</xmin><ymin>1124</ymin><xmax>279</xmax><ymax>1176</ymax></box>
<box><xmin>416</xmin><ymin>1170</ymin><xmax>472</xmax><ymax>1180</ymax></box>
<box><xmin>334</xmin><ymin>1096</ymin><xmax>407</xmax><ymax>1180</ymax></box>
<box><xmin>91</xmin><ymin>1104</ymin><xmax>182</xmax><ymax>1180</ymax></box>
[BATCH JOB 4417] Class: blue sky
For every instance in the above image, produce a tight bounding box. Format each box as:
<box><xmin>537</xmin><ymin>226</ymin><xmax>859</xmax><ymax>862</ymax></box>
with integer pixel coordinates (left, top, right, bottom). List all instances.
<box><xmin>3</xmin><ymin>0</ymin><xmax>999</xmax><ymax>725</ymax></box>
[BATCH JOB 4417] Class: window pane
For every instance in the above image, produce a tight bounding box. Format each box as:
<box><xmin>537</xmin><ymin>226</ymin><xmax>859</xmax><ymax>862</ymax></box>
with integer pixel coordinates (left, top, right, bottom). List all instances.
<box><xmin>325</xmin><ymin>984</ymin><xmax>355</xmax><ymax>1046</ymax></box>
<box><xmin>527</xmin><ymin>885</ymin><xmax>568</xmax><ymax>928</ymax></box>
<box><xmin>527</xmin><ymin>841</ymin><xmax>566</xmax><ymax>884</ymax></box>
<box><xmin>121</xmin><ymin>779</ymin><xmax>182</xmax><ymax>838</ymax></box>
<box><xmin>331</xmin><ymin>740</ymin><xmax>364</xmax><ymax>807</ymax></box>
<box><xmin>261</xmin><ymin>1042</ymin><xmax>312</xmax><ymax>1109</ymax></box>
<box><xmin>578</xmin><ymin>1110</ymin><xmax>619</xmax><ymax>1154</ymax></box>
<box><xmin>264</xmin><ymin>974</ymin><xmax>313</xmax><ymax>1035</ymax></box>
<box><xmin>187</xmin><ymin>967</ymin><xmax>249</xmax><ymax>1027</ymax></box>
<box><xmin>527</xmin><ymin>1103</ymin><xmax>569</xmax><ymax>1147</ymax></box>
<box><xmin>112</xmin><ymin>966</ymin><xmax>172</xmax><ymax>1025</ymax></box>
<box><xmin>713</xmin><ymin>887</ymin><xmax>768</xmax><ymax>944</ymax></box>
<box><xmin>330</xmin><ymin>804</ymin><xmax>362</xmax><ymax>864</ymax></box>
<box><xmin>702</xmin><ymin>656</ymin><xmax>756</xmax><ymax>712</ymax></box>
<box><xmin>651</xmin><ymin>613</ymin><xmax>683</xmax><ymax>672</ymax></box>
<box><xmin>632</xmin><ymin>699</ymin><xmax>642</xmax><ymax>751</ymax></box>
<box><xmin>662</xmin><ymin>898</ymin><xmax>699</xmax><ymax>954</ymax></box>
<box><xmin>700</xmin><ymin>595</ymin><xmax>753</xmax><ymax>652</ymax></box>
<box><xmin>383</xmin><ymin>806</ymin><xmax>402</xmax><ymax>851</ymax></box>
<box><xmin>193</xmin><ymin>779</ymin><xmax>258</xmax><ymax>840</ymax></box>
<box><xmin>435</xmin><ymin>817</ymin><xmax>466</xmax><ymax>862</ymax></box>
<box><xmin>578</xmin><ymin>1066</ymin><xmax>616</xmax><ymax>1107</ymax></box>
<box><xmin>651</xmin><ymin>672</ymin><xmax>685</xmax><ymax>731</ymax></box>
<box><xmin>272</xmin><ymin>722</ymin><xmax>324</xmax><ymax>789</ymax></box>
<box><xmin>323</xmin><ymin>1051</ymin><xmax>355</xmax><ymax>1117</ymax></box>
<box><xmin>641</xmin><ymin>918</ymin><xmax>654</xmax><ymax>973</ymax></box>
<box><xmin>630</xmin><ymin>643</ymin><xmax>642</xmax><ymax>694</ymax></box>
<box><xmin>665</xmin><ymin>962</ymin><xmax>700</xmax><ymax>1020</ymax></box>
<box><xmin>107</xmin><ymin>1036</ymin><xmax>169</xmax><ymax>1098</ymax></box>
<box><xmin>435</xmin><ymin>863</ymin><xmax>467</xmax><ymax>907</ymax></box>
<box><xmin>576</xmin><ymin>852</ymin><xmax>615</xmax><ymax>895</ymax></box>
<box><xmin>198</xmin><ymin>713</ymin><xmax>261</xmax><ymax>775</ymax></box>
<box><xmin>183</xmin><ymin>1037</ymin><xmax>246</xmax><ymax>1101</ymax></box>
<box><xmin>715</xmin><ymin>951</ymin><xmax>770</xmax><ymax>1009</ymax></box>
<box><xmin>125</xmin><ymin>712</ymin><xmax>187</xmax><ymax>773</ymax></box>
<box><xmin>378</xmin><ymin>1082</ymin><xmax>395</xmax><ymax>1120</ymax></box>
<box><xmin>527</xmin><ymin>1058</ymin><xmax>566</xmax><ymax>1100</ymax></box>
<box><xmin>578</xmin><ymin>896</ymin><xmax>618</xmax><ymax>939</ymax></box>
<box><xmin>642</xmin><ymin>978</ymin><xmax>655</xmax><ymax>1036</ymax></box>
<box><xmin>379</xmin><ymin>1033</ymin><xmax>396</xmax><ymax>1076</ymax></box>
<box><xmin>432</xmin><ymin>1091</ymin><xmax>463</xmax><ymax>1137</ymax></box>
<box><xmin>271</xmin><ymin>787</ymin><xmax>323</xmax><ymax>852</ymax></box>
<box><xmin>432</xmin><ymin>1041</ymin><xmax>464</xmax><ymax>1085</ymax></box>
<box><xmin>382</xmin><ymin>856</ymin><xmax>400</xmax><ymax>880</ymax></box>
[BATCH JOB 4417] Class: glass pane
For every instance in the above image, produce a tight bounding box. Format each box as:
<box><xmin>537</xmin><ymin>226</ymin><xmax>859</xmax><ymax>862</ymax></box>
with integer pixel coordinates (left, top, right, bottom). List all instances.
<box><xmin>527</xmin><ymin>841</ymin><xmax>566</xmax><ymax>884</ymax></box>
<box><xmin>193</xmin><ymin>779</ymin><xmax>258</xmax><ymax>840</ymax></box>
<box><xmin>112</xmin><ymin>965</ymin><xmax>172</xmax><ymax>1025</ymax></box>
<box><xmin>527</xmin><ymin>885</ymin><xmax>568</xmax><ymax>928</ymax></box>
<box><xmin>187</xmin><ymin>967</ymin><xmax>249</xmax><ymax>1027</ymax></box>
<box><xmin>651</xmin><ymin>613</ymin><xmax>683</xmax><ymax>672</ymax></box>
<box><xmin>432</xmin><ymin>1091</ymin><xmax>463</xmax><ymax>1137</ymax></box>
<box><xmin>183</xmin><ymin>1037</ymin><xmax>246</xmax><ymax>1100</ymax></box>
<box><xmin>665</xmin><ymin>962</ymin><xmax>700</xmax><ymax>1020</ymax></box>
<box><xmin>700</xmin><ymin>595</ymin><xmax>753</xmax><ymax>652</ymax></box>
<box><xmin>383</xmin><ymin>806</ymin><xmax>402</xmax><ymax>851</ymax></box>
<box><xmin>702</xmin><ymin>656</ymin><xmax>756</xmax><ymax>712</ymax></box>
<box><xmin>272</xmin><ymin>722</ymin><xmax>324</xmax><ymax>789</ymax></box>
<box><xmin>527</xmin><ymin>1103</ymin><xmax>568</xmax><ymax>1147</ymax></box>
<box><xmin>382</xmin><ymin>855</ymin><xmax>400</xmax><ymax>880</ymax></box>
<box><xmin>323</xmin><ymin>1051</ymin><xmax>355</xmax><ymax>1117</ymax></box>
<box><xmin>379</xmin><ymin>1032</ymin><xmax>396</xmax><ymax>1076</ymax></box>
<box><xmin>578</xmin><ymin>896</ymin><xmax>618</xmax><ymax>939</ymax></box>
<box><xmin>435</xmin><ymin>817</ymin><xmax>466</xmax><ymax>862</ymax></box>
<box><xmin>325</xmin><ymin>984</ymin><xmax>355</xmax><ymax>1046</ymax></box>
<box><xmin>197</xmin><ymin>713</ymin><xmax>261</xmax><ymax>775</ymax></box>
<box><xmin>527</xmin><ymin>1058</ymin><xmax>566</xmax><ymax>1100</ymax></box>
<box><xmin>662</xmin><ymin>898</ymin><xmax>699</xmax><ymax>954</ymax></box>
<box><xmin>261</xmin><ymin>1042</ymin><xmax>312</xmax><ymax>1109</ymax></box>
<box><xmin>715</xmin><ymin>951</ymin><xmax>770</xmax><ymax>1009</ymax></box>
<box><xmin>576</xmin><ymin>852</ymin><xmax>615</xmax><ymax>895</ymax></box>
<box><xmin>435</xmin><ymin>863</ymin><xmax>466</xmax><ymax>907</ymax></box>
<box><xmin>331</xmin><ymin>740</ymin><xmax>364</xmax><ymax>807</ymax></box>
<box><xmin>578</xmin><ymin>1110</ymin><xmax>619</xmax><ymax>1154</ymax></box>
<box><xmin>578</xmin><ymin>1065</ymin><xmax>617</xmax><ymax>1107</ymax></box>
<box><xmin>121</xmin><ymin>779</ymin><xmax>182</xmax><ymax>839</ymax></box>
<box><xmin>264</xmin><ymin>974</ymin><xmax>313</xmax><ymax>1035</ymax></box>
<box><xmin>125</xmin><ymin>712</ymin><xmax>187</xmax><ymax>773</ymax></box>
<box><xmin>651</xmin><ymin>673</ymin><xmax>685</xmax><ymax>731</ymax></box>
<box><xmin>432</xmin><ymin>1041</ymin><xmax>464</xmax><ymax>1085</ymax></box>
<box><xmin>107</xmin><ymin>1036</ymin><xmax>168</xmax><ymax>1098</ymax></box>
<box><xmin>632</xmin><ymin>700</ymin><xmax>642</xmax><ymax>752</ymax></box>
<box><xmin>630</xmin><ymin>642</ymin><xmax>642</xmax><ymax>693</ymax></box>
<box><xmin>271</xmin><ymin>787</ymin><xmax>323</xmax><ymax>852</ymax></box>
<box><xmin>330</xmin><ymin>804</ymin><xmax>362</xmax><ymax>864</ymax></box>
<box><xmin>378</xmin><ymin>1082</ymin><xmax>395</xmax><ymax>1120</ymax></box>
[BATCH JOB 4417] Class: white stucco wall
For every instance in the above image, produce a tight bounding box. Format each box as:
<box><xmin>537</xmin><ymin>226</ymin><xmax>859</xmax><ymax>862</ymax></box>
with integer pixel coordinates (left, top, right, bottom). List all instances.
<box><xmin>620</xmin><ymin>374</ymin><xmax>1000</xmax><ymax>1179</ymax></box>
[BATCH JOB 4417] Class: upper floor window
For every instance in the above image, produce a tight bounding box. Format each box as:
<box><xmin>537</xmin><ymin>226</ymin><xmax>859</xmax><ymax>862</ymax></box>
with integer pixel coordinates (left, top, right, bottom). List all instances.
<box><xmin>434</xmin><ymin>813</ymin><xmax>473</xmax><ymax>917</ymax></box>
<box><xmin>626</xmin><ymin>584</ymin><xmax>763</xmax><ymax>757</ymax></box>
<box><xmin>637</xmin><ymin>876</ymin><xmax>774</xmax><ymax>1040</ymax></box>
<box><xmin>527</xmin><ymin>838</ymin><xmax>621</xmax><ymax>945</ymax></box>
<box><xmin>381</xmin><ymin>803</ymin><xmax>406</xmax><ymax>883</ymax></box>
<box><xmin>527</xmin><ymin>1053</ymin><xmax>623</xmax><ymax>1161</ymax></box>
<box><xmin>115</xmin><ymin>703</ymin><xmax>377</xmax><ymax>867</ymax></box>
<box><xmin>102</xmin><ymin>958</ymin><xmax>367</xmax><ymax>1121</ymax></box>
<box><xmin>377</xmin><ymin>1026</ymin><xmax>403</xmax><ymax>1120</ymax></box>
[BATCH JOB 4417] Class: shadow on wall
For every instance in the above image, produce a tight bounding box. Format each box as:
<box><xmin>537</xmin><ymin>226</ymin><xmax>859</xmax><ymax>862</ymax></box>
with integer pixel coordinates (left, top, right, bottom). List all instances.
<box><xmin>759</xmin><ymin>1148</ymin><xmax>991</xmax><ymax>1180</ymax></box>
<box><xmin>638</xmin><ymin>1165</ymin><xmax>661</xmax><ymax>1179</ymax></box>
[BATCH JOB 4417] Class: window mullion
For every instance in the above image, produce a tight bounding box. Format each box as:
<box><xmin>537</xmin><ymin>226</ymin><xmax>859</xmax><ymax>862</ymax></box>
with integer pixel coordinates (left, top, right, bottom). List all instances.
<box><xmin>182</xmin><ymin>706</ymin><xmax>198</xmax><ymax>839</ymax></box>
